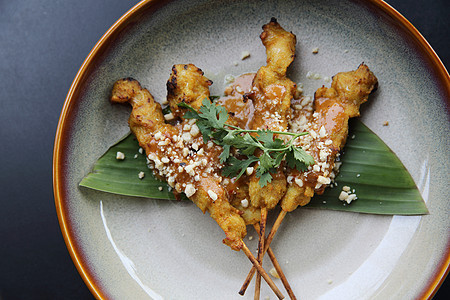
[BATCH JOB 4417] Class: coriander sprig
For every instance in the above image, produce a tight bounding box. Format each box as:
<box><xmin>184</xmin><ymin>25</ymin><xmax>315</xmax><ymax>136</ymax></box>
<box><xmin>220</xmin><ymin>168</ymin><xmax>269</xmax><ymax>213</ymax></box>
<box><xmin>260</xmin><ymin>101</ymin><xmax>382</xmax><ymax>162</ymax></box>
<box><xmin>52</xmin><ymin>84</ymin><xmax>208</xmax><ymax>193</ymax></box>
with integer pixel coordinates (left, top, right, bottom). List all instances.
<box><xmin>178</xmin><ymin>99</ymin><xmax>315</xmax><ymax>187</ymax></box>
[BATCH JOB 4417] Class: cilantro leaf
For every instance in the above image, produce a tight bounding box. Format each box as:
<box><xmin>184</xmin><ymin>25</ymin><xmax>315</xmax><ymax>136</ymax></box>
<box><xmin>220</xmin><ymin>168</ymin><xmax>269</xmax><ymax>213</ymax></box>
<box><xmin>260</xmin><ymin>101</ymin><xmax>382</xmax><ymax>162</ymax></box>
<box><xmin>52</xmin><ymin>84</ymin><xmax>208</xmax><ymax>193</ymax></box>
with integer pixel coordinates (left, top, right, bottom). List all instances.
<box><xmin>177</xmin><ymin>102</ymin><xmax>198</xmax><ymax>118</ymax></box>
<box><xmin>272</xmin><ymin>151</ymin><xmax>285</xmax><ymax>169</ymax></box>
<box><xmin>230</xmin><ymin>133</ymin><xmax>258</xmax><ymax>155</ymax></box>
<box><xmin>293</xmin><ymin>146</ymin><xmax>315</xmax><ymax>165</ymax></box>
<box><xmin>258</xmin><ymin>152</ymin><xmax>275</xmax><ymax>174</ymax></box>
<box><xmin>285</xmin><ymin>146</ymin><xmax>315</xmax><ymax>171</ymax></box>
<box><xmin>222</xmin><ymin>155</ymin><xmax>259</xmax><ymax>180</ymax></box>
<box><xmin>256</xmin><ymin>130</ymin><xmax>274</xmax><ymax>145</ymax></box>
<box><xmin>219</xmin><ymin>144</ymin><xmax>231</xmax><ymax>163</ymax></box>
<box><xmin>177</xmin><ymin>101</ymin><xmax>315</xmax><ymax>187</ymax></box>
<box><xmin>257</xmin><ymin>171</ymin><xmax>274</xmax><ymax>187</ymax></box>
<box><xmin>198</xmin><ymin>98</ymin><xmax>228</xmax><ymax>130</ymax></box>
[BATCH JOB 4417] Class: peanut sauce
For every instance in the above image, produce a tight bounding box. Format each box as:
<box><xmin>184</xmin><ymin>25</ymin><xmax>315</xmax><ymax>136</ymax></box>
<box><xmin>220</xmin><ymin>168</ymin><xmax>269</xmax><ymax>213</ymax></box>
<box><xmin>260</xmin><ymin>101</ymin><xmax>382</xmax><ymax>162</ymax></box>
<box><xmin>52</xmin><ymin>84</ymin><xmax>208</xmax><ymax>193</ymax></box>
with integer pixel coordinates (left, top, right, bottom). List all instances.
<box><xmin>314</xmin><ymin>97</ymin><xmax>347</xmax><ymax>137</ymax></box>
<box><xmin>148</xmin><ymin>73</ymin><xmax>337</xmax><ymax>202</ymax></box>
<box><xmin>216</xmin><ymin>73</ymin><xmax>255</xmax><ymax>129</ymax></box>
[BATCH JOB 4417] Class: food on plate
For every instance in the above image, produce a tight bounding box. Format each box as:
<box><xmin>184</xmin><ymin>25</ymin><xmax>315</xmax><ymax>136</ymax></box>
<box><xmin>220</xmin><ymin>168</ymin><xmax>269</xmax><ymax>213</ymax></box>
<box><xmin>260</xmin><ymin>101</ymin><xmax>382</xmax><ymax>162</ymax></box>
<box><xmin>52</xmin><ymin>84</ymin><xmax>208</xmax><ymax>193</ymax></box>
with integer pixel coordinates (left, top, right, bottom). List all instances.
<box><xmin>238</xmin><ymin>62</ymin><xmax>378</xmax><ymax>297</ymax></box>
<box><xmin>282</xmin><ymin>63</ymin><xmax>378</xmax><ymax>212</ymax></box>
<box><xmin>247</xmin><ymin>18</ymin><xmax>296</xmax><ymax>211</ymax></box>
<box><xmin>111</xmin><ymin>66</ymin><xmax>284</xmax><ymax>298</ymax></box>
<box><xmin>109</xmin><ymin>18</ymin><xmax>378</xmax><ymax>299</ymax></box>
<box><xmin>242</xmin><ymin>19</ymin><xmax>298</xmax><ymax>298</ymax></box>
<box><xmin>111</xmin><ymin>70</ymin><xmax>248</xmax><ymax>252</ymax></box>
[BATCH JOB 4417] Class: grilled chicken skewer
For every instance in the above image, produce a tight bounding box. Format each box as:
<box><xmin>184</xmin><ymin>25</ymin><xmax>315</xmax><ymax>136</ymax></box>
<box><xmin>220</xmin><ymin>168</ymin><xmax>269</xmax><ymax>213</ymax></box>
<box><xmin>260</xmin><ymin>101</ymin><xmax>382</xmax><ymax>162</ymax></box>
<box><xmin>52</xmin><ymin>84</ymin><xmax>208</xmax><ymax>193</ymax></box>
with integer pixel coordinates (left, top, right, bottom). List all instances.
<box><xmin>219</xmin><ymin>73</ymin><xmax>291</xmax><ymax>299</ymax></box>
<box><xmin>247</xmin><ymin>18</ymin><xmax>296</xmax><ymax>212</ymax></box>
<box><xmin>111</xmin><ymin>64</ymin><xmax>284</xmax><ymax>299</ymax></box>
<box><xmin>222</xmin><ymin>73</ymin><xmax>295</xmax><ymax>300</ymax></box>
<box><xmin>221</xmin><ymin>77</ymin><xmax>291</xmax><ymax>297</ymax></box>
<box><xmin>282</xmin><ymin>63</ymin><xmax>378</xmax><ymax>212</ymax></box>
<box><xmin>239</xmin><ymin>18</ymin><xmax>298</xmax><ymax>300</ymax></box>
<box><xmin>240</xmin><ymin>63</ymin><xmax>378</xmax><ymax>298</ymax></box>
<box><xmin>111</xmin><ymin>67</ymin><xmax>246</xmax><ymax>250</ymax></box>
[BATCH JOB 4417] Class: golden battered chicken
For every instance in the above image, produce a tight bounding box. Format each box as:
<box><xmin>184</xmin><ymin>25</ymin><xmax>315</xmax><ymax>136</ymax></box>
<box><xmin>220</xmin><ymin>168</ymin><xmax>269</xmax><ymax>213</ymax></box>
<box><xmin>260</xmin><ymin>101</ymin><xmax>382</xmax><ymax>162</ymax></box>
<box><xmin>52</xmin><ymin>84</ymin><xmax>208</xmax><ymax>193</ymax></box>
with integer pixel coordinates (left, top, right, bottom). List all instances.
<box><xmin>238</xmin><ymin>64</ymin><xmax>378</xmax><ymax>298</ymax></box>
<box><xmin>250</xmin><ymin>17</ymin><xmax>297</xmax><ymax>132</ymax></box>
<box><xmin>111</xmin><ymin>69</ymin><xmax>247</xmax><ymax>251</ymax></box>
<box><xmin>229</xmin><ymin>178</ymin><xmax>261</xmax><ymax>226</ymax></box>
<box><xmin>281</xmin><ymin>64</ymin><xmax>378</xmax><ymax>212</ymax></box>
<box><xmin>111</xmin><ymin>77</ymin><xmax>176</xmax><ymax>143</ymax></box>
<box><xmin>166</xmin><ymin>64</ymin><xmax>213</xmax><ymax>119</ymax></box>
<box><xmin>247</xmin><ymin>18</ymin><xmax>298</xmax><ymax>211</ymax></box>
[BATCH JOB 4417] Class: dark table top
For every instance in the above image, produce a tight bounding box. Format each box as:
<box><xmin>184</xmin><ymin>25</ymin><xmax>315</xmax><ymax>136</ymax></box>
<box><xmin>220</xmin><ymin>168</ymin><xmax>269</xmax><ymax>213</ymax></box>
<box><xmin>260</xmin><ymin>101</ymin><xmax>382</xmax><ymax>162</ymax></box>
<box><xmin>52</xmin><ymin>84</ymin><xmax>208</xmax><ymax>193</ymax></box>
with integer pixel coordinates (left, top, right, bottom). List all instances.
<box><xmin>1</xmin><ymin>0</ymin><xmax>448</xmax><ymax>299</ymax></box>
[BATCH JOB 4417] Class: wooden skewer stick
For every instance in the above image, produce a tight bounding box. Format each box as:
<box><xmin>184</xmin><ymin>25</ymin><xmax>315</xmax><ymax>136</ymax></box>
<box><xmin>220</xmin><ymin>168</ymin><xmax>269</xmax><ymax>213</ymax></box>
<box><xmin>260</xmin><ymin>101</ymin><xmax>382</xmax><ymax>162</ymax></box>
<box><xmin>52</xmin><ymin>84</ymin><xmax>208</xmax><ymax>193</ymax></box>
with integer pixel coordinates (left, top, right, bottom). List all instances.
<box><xmin>253</xmin><ymin>220</ymin><xmax>297</xmax><ymax>299</ymax></box>
<box><xmin>239</xmin><ymin>210</ymin><xmax>288</xmax><ymax>295</ymax></box>
<box><xmin>254</xmin><ymin>207</ymin><xmax>268</xmax><ymax>300</ymax></box>
<box><xmin>241</xmin><ymin>242</ymin><xmax>284</xmax><ymax>300</ymax></box>
<box><xmin>266</xmin><ymin>244</ymin><xmax>297</xmax><ymax>300</ymax></box>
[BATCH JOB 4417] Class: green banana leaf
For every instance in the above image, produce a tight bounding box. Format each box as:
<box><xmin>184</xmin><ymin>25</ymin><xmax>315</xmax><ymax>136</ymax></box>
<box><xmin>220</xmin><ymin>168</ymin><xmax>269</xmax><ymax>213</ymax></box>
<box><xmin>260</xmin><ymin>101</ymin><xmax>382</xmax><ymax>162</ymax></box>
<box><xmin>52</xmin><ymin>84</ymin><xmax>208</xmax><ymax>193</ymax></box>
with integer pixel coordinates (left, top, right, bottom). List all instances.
<box><xmin>79</xmin><ymin>120</ymin><xmax>428</xmax><ymax>215</ymax></box>
<box><xmin>309</xmin><ymin>119</ymin><xmax>428</xmax><ymax>215</ymax></box>
<box><xmin>79</xmin><ymin>134</ymin><xmax>176</xmax><ymax>200</ymax></box>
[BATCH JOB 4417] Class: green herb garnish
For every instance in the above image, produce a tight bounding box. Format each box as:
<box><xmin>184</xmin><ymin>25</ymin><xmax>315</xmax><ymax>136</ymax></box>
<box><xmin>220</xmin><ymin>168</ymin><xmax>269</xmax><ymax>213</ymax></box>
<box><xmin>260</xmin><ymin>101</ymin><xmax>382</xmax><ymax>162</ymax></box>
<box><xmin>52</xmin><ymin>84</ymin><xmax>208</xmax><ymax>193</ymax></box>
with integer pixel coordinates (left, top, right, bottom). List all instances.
<box><xmin>161</xmin><ymin>105</ymin><xmax>172</xmax><ymax>115</ymax></box>
<box><xmin>79</xmin><ymin>119</ymin><xmax>428</xmax><ymax>215</ymax></box>
<box><xmin>178</xmin><ymin>99</ymin><xmax>315</xmax><ymax>187</ymax></box>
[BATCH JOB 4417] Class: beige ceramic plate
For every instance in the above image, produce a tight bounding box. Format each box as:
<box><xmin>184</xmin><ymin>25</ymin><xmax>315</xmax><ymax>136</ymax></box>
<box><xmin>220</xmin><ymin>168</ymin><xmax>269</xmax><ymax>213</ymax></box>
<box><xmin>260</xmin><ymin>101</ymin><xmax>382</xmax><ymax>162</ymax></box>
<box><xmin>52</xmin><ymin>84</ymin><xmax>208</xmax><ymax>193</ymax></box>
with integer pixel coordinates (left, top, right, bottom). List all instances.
<box><xmin>53</xmin><ymin>0</ymin><xmax>449</xmax><ymax>299</ymax></box>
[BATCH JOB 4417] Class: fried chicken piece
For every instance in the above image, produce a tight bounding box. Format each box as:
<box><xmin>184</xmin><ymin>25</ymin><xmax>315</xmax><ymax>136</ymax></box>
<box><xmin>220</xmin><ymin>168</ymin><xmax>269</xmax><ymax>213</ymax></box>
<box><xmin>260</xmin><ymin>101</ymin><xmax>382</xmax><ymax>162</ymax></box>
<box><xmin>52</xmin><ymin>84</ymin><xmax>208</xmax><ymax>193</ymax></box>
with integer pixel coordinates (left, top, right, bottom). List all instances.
<box><xmin>281</xmin><ymin>63</ymin><xmax>378</xmax><ymax>212</ymax></box>
<box><xmin>111</xmin><ymin>77</ymin><xmax>176</xmax><ymax>141</ymax></box>
<box><xmin>166</xmin><ymin>64</ymin><xmax>213</xmax><ymax>119</ymax></box>
<box><xmin>247</xmin><ymin>18</ymin><xmax>297</xmax><ymax>210</ymax></box>
<box><xmin>229</xmin><ymin>178</ymin><xmax>261</xmax><ymax>226</ymax></box>
<box><xmin>250</xmin><ymin>17</ymin><xmax>297</xmax><ymax>132</ymax></box>
<box><xmin>111</xmin><ymin>70</ymin><xmax>247</xmax><ymax>251</ymax></box>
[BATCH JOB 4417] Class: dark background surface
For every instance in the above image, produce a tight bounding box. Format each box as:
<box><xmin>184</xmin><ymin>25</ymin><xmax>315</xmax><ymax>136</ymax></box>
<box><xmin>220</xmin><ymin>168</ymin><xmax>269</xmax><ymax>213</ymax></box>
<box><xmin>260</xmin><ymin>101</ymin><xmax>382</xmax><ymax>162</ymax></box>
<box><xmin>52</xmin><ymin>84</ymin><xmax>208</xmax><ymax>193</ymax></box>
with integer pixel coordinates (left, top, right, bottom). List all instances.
<box><xmin>0</xmin><ymin>0</ymin><xmax>448</xmax><ymax>299</ymax></box>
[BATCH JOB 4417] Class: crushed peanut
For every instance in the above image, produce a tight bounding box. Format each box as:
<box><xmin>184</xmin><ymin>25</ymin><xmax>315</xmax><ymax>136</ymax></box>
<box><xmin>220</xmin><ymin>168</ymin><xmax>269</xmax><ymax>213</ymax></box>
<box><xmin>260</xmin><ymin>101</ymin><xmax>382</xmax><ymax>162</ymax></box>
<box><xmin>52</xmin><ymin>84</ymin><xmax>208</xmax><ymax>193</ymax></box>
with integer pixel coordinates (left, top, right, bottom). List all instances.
<box><xmin>338</xmin><ymin>185</ymin><xmax>358</xmax><ymax>204</ymax></box>
<box><xmin>208</xmin><ymin>190</ymin><xmax>218</xmax><ymax>201</ymax></box>
<box><xmin>184</xmin><ymin>184</ymin><xmax>196</xmax><ymax>197</ymax></box>
<box><xmin>241</xmin><ymin>50</ymin><xmax>251</xmax><ymax>60</ymax></box>
<box><xmin>164</xmin><ymin>113</ymin><xmax>174</xmax><ymax>121</ymax></box>
<box><xmin>116</xmin><ymin>151</ymin><xmax>125</xmax><ymax>160</ymax></box>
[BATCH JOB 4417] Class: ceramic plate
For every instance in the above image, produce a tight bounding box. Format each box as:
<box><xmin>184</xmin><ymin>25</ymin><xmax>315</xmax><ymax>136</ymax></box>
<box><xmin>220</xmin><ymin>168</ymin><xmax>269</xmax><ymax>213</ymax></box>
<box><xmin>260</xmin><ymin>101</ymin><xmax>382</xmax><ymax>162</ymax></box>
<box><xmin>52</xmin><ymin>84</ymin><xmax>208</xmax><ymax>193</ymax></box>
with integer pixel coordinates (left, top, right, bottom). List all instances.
<box><xmin>53</xmin><ymin>0</ymin><xmax>449</xmax><ymax>299</ymax></box>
